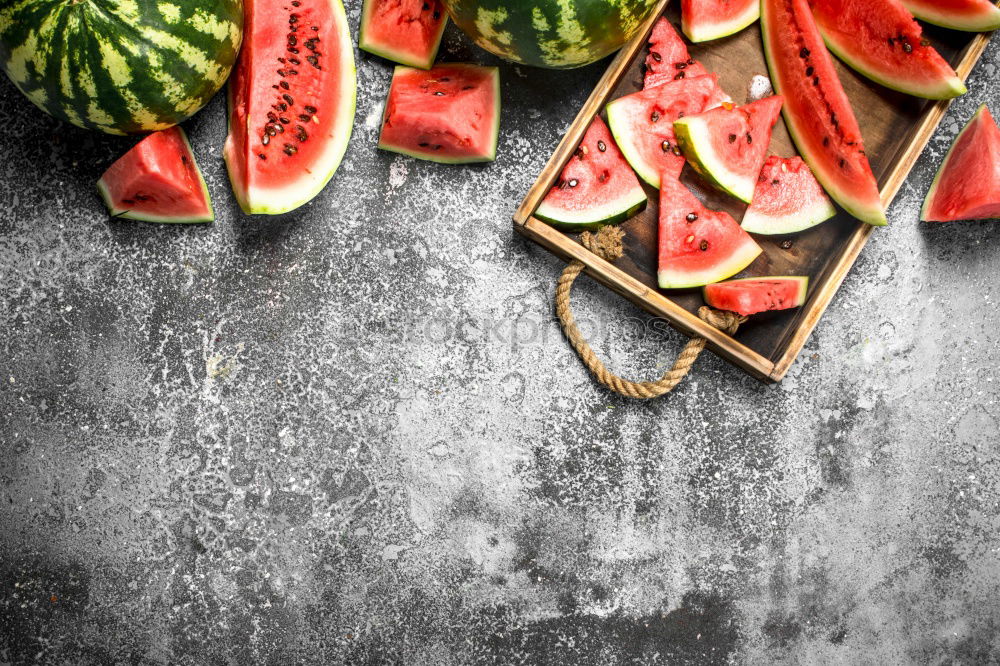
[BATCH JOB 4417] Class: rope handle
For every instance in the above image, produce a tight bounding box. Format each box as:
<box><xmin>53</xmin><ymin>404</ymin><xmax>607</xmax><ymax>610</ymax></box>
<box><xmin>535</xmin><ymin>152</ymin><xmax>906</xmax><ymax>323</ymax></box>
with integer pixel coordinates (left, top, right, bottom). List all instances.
<box><xmin>555</xmin><ymin>226</ymin><xmax>746</xmax><ymax>399</ymax></box>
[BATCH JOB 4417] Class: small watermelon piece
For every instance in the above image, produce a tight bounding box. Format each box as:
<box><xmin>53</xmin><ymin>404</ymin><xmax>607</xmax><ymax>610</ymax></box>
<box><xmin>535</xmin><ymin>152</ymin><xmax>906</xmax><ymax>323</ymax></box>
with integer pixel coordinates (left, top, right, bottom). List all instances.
<box><xmin>681</xmin><ymin>0</ymin><xmax>760</xmax><ymax>43</ymax></box>
<box><xmin>643</xmin><ymin>18</ymin><xmax>711</xmax><ymax>87</ymax></box>
<box><xmin>97</xmin><ymin>127</ymin><xmax>213</xmax><ymax>224</ymax></box>
<box><xmin>607</xmin><ymin>74</ymin><xmax>730</xmax><ymax>189</ymax></box>
<box><xmin>359</xmin><ymin>0</ymin><xmax>448</xmax><ymax>69</ymax></box>
<box><xmin>703</xmin><ymin>276</ymin><xmax>809</xmax><ymax>316</ymax></box>
<box><xmin>901</xmin><ymin>0</ymin><xmax>1000</xmax><ymax>32</ymax></box>
<box><xmin>674</xmin><ymin>95</ymin><xmax>785</xmax><ymax>203</ymax></box>
<box><xmin>741</xmin><ymin>156</ymin><xmax>837</xmax><ymax>234</ymax></box>
<box><xmin>922</xmin><ymin>104</ymin><xmax>1000</xmax><ymax>222</ymax></box>
<box><xmin>761</xmin><ymin>0</ymin><xmax>886</xmax><ymax>226</ymax></box>
<box><xmin>378</xmin><ymin>64</ymin><xmax>501</xmax><ymax>163</ymax></box>
<box><xmin>811</xmin><ymin>0</ymin><xmax>966</xmax><ymax>100</ymax></box>
<box><xmin>535</xmin><ymin>117</ymin><xmax>647</xmax><ymax>230</ymax></box>
<box><xmin>658</xmin><ymin>174</ymin><xmax>762</xmax><ymax>289</ymax></box>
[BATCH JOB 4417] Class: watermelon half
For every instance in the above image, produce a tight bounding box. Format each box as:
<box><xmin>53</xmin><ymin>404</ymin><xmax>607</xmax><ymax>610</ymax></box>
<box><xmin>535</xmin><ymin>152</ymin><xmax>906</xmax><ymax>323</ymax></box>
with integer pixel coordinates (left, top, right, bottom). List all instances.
<box><xmin>97</xmin><ymin>127</ymin><xmax>213</xmax><ymax>224</ymax></box>
<box><xmin>359</xmin><ymin>0</ymin><xmax>448</xmax><ymax>69</ymax></box>
<box><xmin>535</xmin><ymin>116</ymin><xmax>647</xmax><ymax>230</ymax></box>
<box><xmin>703</xmin><ymin>276</ymin><xmax>809</xmax><ymax>316</ymax></box>
<box><xmin>674</xmin><ymin>95</ymin><xmax>784</xmax><ymax>203</ymax></box>
<box><xmin>643</xmin><ymin>18</ymin><xmax>711</xmax><ymax>87</ymax></box>
<box><xmin>658</xmin><ymin>174</ymin><xmax>762</xmax><ymax>289</ymax></box>
<box><xmin>378</xmin><ymin>64</ymin><xmax>501</xmax><ymax>163</ymax></box>
<box><xmin>224</xmin><ymin>0</ymin><xmax>357</xmax><ymax>214</ymax></box>
<box><xmin>811</xmin><ymin>0</ymin><xmax>966</xmax><ymax>100</ymax></box>
<box><xmin>606</xmin><ymin>74</ymin><xmax>730</xmax><ymax>189</ymax></box>
<box><xmin>741</xmin><ymin>156</ymin><xmax>837</xmax><ymax>234</ymax></box>
<box><xmin>681</xmin><ymin>0</ymin><xmax>760</xmax><ymax>43</ymax></box>
<box><xmin>761</xmin><ymin>0</ymin><xmax>886</xmax><ymax>226</ymax></box>
<box><xmin>901</xmin><ymin>0</ymin><xmax>1000</xmax><ymax>32</ymax></box>
<box><xmin>922</xmin><ymin>104</ymin><xmax>1000</xmax><ymax>222</ymax></box>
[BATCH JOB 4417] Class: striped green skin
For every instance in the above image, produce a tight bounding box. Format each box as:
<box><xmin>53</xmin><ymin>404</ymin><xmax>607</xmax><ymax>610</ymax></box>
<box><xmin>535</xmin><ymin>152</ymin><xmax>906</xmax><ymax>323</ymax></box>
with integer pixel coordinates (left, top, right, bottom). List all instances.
<box><xmin>0</xmin><ymin>0</ymin><xmax>243</xmax><ymax>135</ymax></box>
<box><xmin>440</xmin><ymin>0</ymin><xmax>659</xmax><ymax>68</ymax></box>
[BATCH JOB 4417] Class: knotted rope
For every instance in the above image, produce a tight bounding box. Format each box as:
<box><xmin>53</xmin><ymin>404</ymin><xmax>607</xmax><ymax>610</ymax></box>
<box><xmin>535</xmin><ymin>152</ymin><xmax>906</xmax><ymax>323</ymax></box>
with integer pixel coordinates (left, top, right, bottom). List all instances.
<box><xmin>554</xmin><ymin>225</ymin><xmax>746</xmax><ymax>399</ymax></box>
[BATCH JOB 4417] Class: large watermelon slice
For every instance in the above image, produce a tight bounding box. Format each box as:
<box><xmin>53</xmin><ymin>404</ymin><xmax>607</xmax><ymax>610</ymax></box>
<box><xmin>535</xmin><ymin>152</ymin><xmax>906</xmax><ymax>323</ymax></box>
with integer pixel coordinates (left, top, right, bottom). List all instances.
<box><xmin>535</xmin><ymin>116</ymin><xmax>647</xmax><ymax>230</ymax></box>
<box><xmin>224</xmin><ymin>0</ymin><xmax>357</xmax><ymax>215</ymax></box>
<box><xmin>810</xmin><ymin>0</ymin><xmax>966</xmax><ymax>100</ymax></box>
<box><xmin>643</xmin><ymin>18</ymin><xmax>711</xmax><ymax>87</ymax></box>
<box><xmin>378</xmin><ymin>64</ymin><xmax>501</xmax><ymax>163</ymax></box>
<box><xmin>922</xmin><ymin>104</ymin><xmax>1000</xmax><ymax>222</ymax></box>
<box><xmin>359</xmin><ymin>0</ymin><xmax>448</xmax><ymax>69</ymax></box>
<box><xmin>681</xmin><ymin>0</ymin><xmax>760</xmax><ymax>43</ymax></box>
<box><xmin>97</xmin><ymin>127</ymin><xmax>213</xmax><ymax>224</ymax></box>
<box><xmin>741</xmin><ymin>156</ymin><xmax>837</xmax><ymax>234</ymax></box>
<box><xmin>607</xmin><ymin>74</ymin><xmax>730</xmax><ymax>189</ymax></box>
<box><xmin>703</xmin><ymin>276</ymin><xmax>809</xmax><ymax>315</ymax></box>
<box><xmin>658</xmin><ymin>174</ymin><xmax>762</xmax><ymax>289</ymax></box>
<box><xmin>761</xmin><ymin>0</ymin><xmax>886</xmax><ymax>226</ymax></box>
<box><xmin>901</xmin><ymin>0</ymin><xmax>1000</xmax><ymax>32</ymax></box>
<box><xmin>674</xmin><ymin>95</ymin><xmax>785</xmax><ymax>203</ymax></box>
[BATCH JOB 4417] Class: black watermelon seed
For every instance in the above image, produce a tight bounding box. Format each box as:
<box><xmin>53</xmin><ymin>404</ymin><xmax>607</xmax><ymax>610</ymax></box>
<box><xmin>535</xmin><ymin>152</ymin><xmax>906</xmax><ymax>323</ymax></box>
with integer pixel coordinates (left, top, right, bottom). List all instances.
<box><xmin>283</xmin><ymin>94</ymin><xmax>294</xmax><ymax>105</ymax></box>
<box><xmin>674</xmin><ymin>71</ymin><xmax>685</xmax><ymax>80</ymax></box>
<box><xmin>568</xmin><ymin>179</ymin><xmax>578</xmax><ymax>187</ymax></box>
<box><xmin>574</xmin><ymin>147</ymin><xmax>584</xmax><ymax>160</ymax></box>
<box><xmin>291</xmin><ymin>0</ymin><xmax>300</xmax><ymax>5</ymax></box>
<box><xmin>268</xmin><ymin>111</ymin><xmax>278</xmax><ymax>121</ymax></box>
<box><xmin>813</xmin><ymin>76</ymin><xmax>820</xmax><ymax>86</ymax></box>
<box><xmin>278</xmin><ymin>57</ymin><xmax>286</xmax><ymax>63</ymax></box>
<box><xmin>277</xmin><ymin>69</ymin><xmax>288</xmax><ymax>76</ymax></box>
<box><xmin>920</xmin><ymin>38</ymin><xmax>930</xmax><ymax>46</ymax></box>
<box><xmin>433</xmin><ymin>11</ymin><xmax>440</xmax><ymax>19</ymax></box>
<box><xmin>671</xmin><ymin>145</ymin><xmax>682</xmax><ymax>156</ymax></box>
<box><xmin>805</xmin><ymin>66</ymin><xmax>814</xmax><ymax>76</ymax></box>
<box><xmin>888</xmin><ymin>37</ymin><xmax>895</xmax><ymax>46</ymax></box>
<box><xmin>780</xmin><ymin>239</ymin><xmax>793</xmax><ymax>249</ymax></box>
<box><xmin>262</xmin><ymin>135</ymin><xmax>270</xmax><ymax>145</ymax></box>
<box><xmin>418</xmin><ymin>142</ymin><xmax>429</xmax><ymax>147</ymax></box>
<box><xmin>598</xmin><ymin>171</ymin><xmax>608</xmax><ymax>183</ymax></box>
<box><xmin>651</xmin><ymin>51</ymin><xmax>662</xmax><ymax>62</ymax></box>
<box><xmin>831</xmin><ymin>113</ymin><xmax>838</xmax><ymax>126</ymax></box>
<box><xmin>266</xmin><ymin>125</ymin><xmax>277</xmax><ymax>136</ymax></box>
<box><xmin>304</xmin><ymin>105</ymin><xmax>317</xmax><ymax>113</ymax></box>
<box><xmin>278</xmin><ymin>102</ymin><xmax>288</xmax><ymax>111</ymax></box>
<box><xmin>661</xmin><ymin>140</ymin><xmax>671</xmax><ymax>152</ymax></box>
<box><xmin>686</xmin><ymin>213</ymin><xmax>698</xmax><ymax>222</ymax></box>
<box><xmin>439</xmin><ymin>77</ymin><xmax>450</xmax><ymax>82</ymax></box>
<box><xmin>699</xmin><ymin>240</ymin><xmax>709</xmax><ymax>251</ymax></box>
<box><xmin>686</xmin><ymin>58</ymin><xmax>695</xmax><ymax>65</ymax></box>
<box><xmin>839</xmin><ymin>158</ymin><xmax>846</xmax><ymax>168</ymax></box>
<box><xmin>462</xmin><ymin>85</ymin><xmax>474</xmax><ymax>90</ymax></box>
<box><xmin>288</xmin><ymin>35</ymin><xmax>297</xmax><ymax>46</ymax></box>
<box><xmin>799</xmin><ymin>47</ymin><xmax>810</xmax><ymax>58</ymax></box>
<box><xmin>306</xmin><ymin>55</ymin><xmax>320</xmax><ymax>68</ymax></box>
<box><xmin>728</xmin><ymin>134</ymin><xmax>737</xmax><ymax>143</ymax></box>
<box><xmin>279</xmin><ymin>116</ymin><xmax>290</xmax><ymax>124</ymax></box>
<box><xmin>284</xmin><ymin>144</ymin><xmax>297</xmax><ymax>155</ymax></box>
<box><xmin>312</xmin><ymin>26</ymin><xmax>319</xmax><ymax>30</ymax></box>
<box><xmin>275</xmin><ymin>123</ymin><xmax>284</xmax><ymax>133</ymax></box>
<box><xmin>772</xmin><ymin>179</ymin><xmax>780</xmax><ymax>185</ymax></box>
<box><xmin>288</xmin><ymin>47</ymin><xmax>299</xmax><ymax>54</ymax></box>
<box><xmin>746</xmin><ymin>133</ymin><xmax>752</xmax><ymax>144</ymax></box>
<box><xmin>902</xmin><ymin>42</ymin><xmax>912</xmax><ymax>53</ymax></box>
<box><xmin>675</xmin><ymin>61</ymin><xmax>686</xmax><ymax>69</ymax></box>
<box><xmin>289</xmin><ymin>57</ymin><xmax>300</xmax><ymax>65</ymax></box>
<box><xmin>597</xmin><ymin>140</ymin><xmax>607</xmax><ymax>152</ymax></box>
<box><xmin>650</xmin><ymin>111</ymin><xmax>660</xmax><ymax>122</ymax></box>
<box><xmin>295</xmin><ymin>125</ymin><xmax>308</xmax><ymax>141</ymax></box>
<box><xmin>289</xmin><ymin>14</ymin><xmax>298</xmax><ymax>22</ymax></box>
<box><xmin>823</xmin><ymin>136</ymin><xmax>830</xmax><ymax>147</ymax></box>
<box><xmin>422</xmin><ymin>2</ymin><xmax>429</xmax><ymax>8</ymax></box>
<box><xmin>298</xmin><ymin>113</ymin><xmax>311</xmax><ymax>121</ymax></box>
<box><xmin>280</xmin><ymin>81</ymin><xmax>290</xmax><ymax>90</ymax></box>
<box><xmin>258</xmin><ymin>153</ymin><xmax>267</xmax><ymax>160</ymax></box>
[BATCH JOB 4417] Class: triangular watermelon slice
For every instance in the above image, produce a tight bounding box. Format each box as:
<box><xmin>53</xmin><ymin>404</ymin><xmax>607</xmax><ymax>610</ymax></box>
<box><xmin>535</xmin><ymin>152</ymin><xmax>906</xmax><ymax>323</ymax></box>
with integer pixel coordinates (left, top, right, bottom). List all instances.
<box><xmin>741</xmin><ymin>156</ymin><xmax>836</xmax><ymax>234</ymax></box>
<box><xmin>674</xmin><ymin>95</ymin><xmax>785</xmax><ymax>203</ymax></box>
<box><xmin>643</xmin><ymin>18</ymin><xmax>711</xmax><ymax>88</ymax></box>
<box><xmin>922</xmin><ymin>104</ymin><xmax>1000</xmax><ymax>222</ymax></box>
<box><xmin>703</xmin><ymin>276</ymin><xmax>809</xmax><ymax>316</ymax></box>
<box><xmin>681</xmin><ymin>0</ymin><xmax>760</xmax><ymax>43</ymax></box>
<box><xmin>607</xmin><ymin>74</ymin><xmax>730</xmax><ymax>189</ymax></box>
<box><xmin>535</xmin><ymin>116</ymin><xmax>647</xmax><ymax>230</ymax></box>
<box><xmin>658</xmin><ymin>174</ymin><xmax>762</xmax><ymax>289</ymax></box>
<box><xmin>97</xmin><ymin>127</ymin><xmax>213</xmax><ymax>224</ymax></box>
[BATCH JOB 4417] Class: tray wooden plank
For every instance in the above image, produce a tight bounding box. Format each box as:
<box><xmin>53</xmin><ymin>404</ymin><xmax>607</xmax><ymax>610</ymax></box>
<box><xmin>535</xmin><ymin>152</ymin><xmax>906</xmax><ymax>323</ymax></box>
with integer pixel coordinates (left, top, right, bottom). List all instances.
<box><xmin>514</xmin><ymin>0</ymin><xmax>993</xmax><ymax>382</ymax></box>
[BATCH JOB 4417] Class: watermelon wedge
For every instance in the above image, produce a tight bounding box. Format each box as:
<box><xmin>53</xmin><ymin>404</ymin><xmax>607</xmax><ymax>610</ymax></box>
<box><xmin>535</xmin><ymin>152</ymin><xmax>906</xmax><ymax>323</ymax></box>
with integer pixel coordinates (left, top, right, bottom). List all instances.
<box><xmin>901</xmin><ymin>0</ymin><xmax>1000</xmax><ymax>32</ymax></box>
<box><xmin>535</xmin><ymin>116</ymin><xmax>647</xmax><ymax>230</ymax></box>
<box><xmin>378</xmin><ymin>64</ymin><xmax>501</xmax><ymax>163</ymax></box>
<box><xmin>607</xmin><ymin>74</ymin><xmax>730</xmax><ymax>189</ymax></box>
<box><xmin>674</xmin><ymin>95</ymin><xmax>784</xmax><ymax>203</ymax></box>
<box><xmin>811</xmin><ymin>0</ymin><xmax>966</xmax><ymax>100</ymax></box>
<box><xmin>658</xmin><ymin>174</ymin><xmax>762</xmax><ymax>289</ymax></box>
<box><xmin>922</xmin><ymin>104</ymin><xmax>1000</xmax><ymax>222</ymax></box>
<box><xmin>643</xmin><ymin>18</ymin><xmax>711</xmax><ymax>87</ymax></box>
<box><xmin>741</xmin><ymin>156</ymin><xmax>836</xmax><ymax>234</ymax></box>
<box><xmin>359</xmin><ymin>0</ymin><xmax>448</xmax><ymax>69</ymax></box>
<box><xmin>703</xmin><ymin>276</ymin><xmax>809</xmax><ymax>315</ymax></box>
<box><xmin>681</xmin><ymin>0</ymin><xmax>760</xmax><ymax>43</ymax></box>
<box><xmin>761</xmin><ymin>0</ymin><xmax>886</xmax><ymax>226</ymax></box>
<box><xmin>97</xmin><ymin>127</ymin><xmax>213</xmax><ymax>224</ymax></box>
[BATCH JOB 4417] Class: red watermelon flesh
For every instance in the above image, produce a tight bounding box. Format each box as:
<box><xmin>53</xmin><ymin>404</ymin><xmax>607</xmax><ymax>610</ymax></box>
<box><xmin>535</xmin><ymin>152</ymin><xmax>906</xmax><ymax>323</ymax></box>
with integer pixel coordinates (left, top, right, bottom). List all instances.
<box><xmin>810</xmin><ymin>0</ymin><xmax>965</xmax><ymax>100</ymax></box>
<box><xmin>535</xmin><ymin>116</ymin><xmax>647</xmax><ymax>230</ymax></box>
<box><xmin>922</xmin><ymin>104</ymin><xmax>1000</xmax><ymax>222</ymax></box>
<box><xmin>643</xmin><ymin>18</ymin><xmax>711</xmax><ymax>88</ymax></box>
<box><xmin>606</xmin><ymin>74</ymin><xmax>730</xmax><ymax>189</ymax></box>
<box><xmin>359</xmin><ymin>0</ymin><xmax>447</xmax><ymax>69</ymax></box>
<box><xmin>673</xmin><ymin>95</ymin><xmax>785</xmax><ymax>203</ymax></box>
<box><xmin>97</xmin><ymin>127</ymin><xmax>213</xmax><ymax>223</ymax></box>
<box><xmin>681</xmin><ymin>0</ymin><xmax>761</xmax><ymax>43</ymax></box>
<box><xmin>378</xmin><ymin>64</ymin><xmax>501</xmax><ymax>163</ymax></box>
<box><xmin>761</xmin><ymin>0</ymin><xmax>885</xmax><ymax>225</ymax></box>
<box><xmin>658</xmin><ymin>173</ymin><xmax>762</xmax><ymax>289</ymax></box>
<box><xmin>224</xmin><ymin>0</ymin><xmax>357</xmax><ymax>214</ymax></box>
<box><xmin>741</xmin><ymin>156</ymin><xmax>836</xmax><ymax>234</ymax></box>
<box><xmin>901</xmin><ymin>0</ymin><xmax>1000</xmax><ymax>32</ymax></box>
<box><xmin>703</xmin><ymin>276</ymin><xmax>809</xmax><ymax>315</ymax></box>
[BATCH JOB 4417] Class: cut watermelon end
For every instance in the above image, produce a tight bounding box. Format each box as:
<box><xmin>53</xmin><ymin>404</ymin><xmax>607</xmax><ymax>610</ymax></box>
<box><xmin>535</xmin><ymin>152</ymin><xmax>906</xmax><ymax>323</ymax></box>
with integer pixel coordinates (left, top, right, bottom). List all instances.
<box><xmin>358</xmin><ymin>0</ymin><xmax>448</xmax><ymax>69</ymax></box>
<box><xmin>657</xmin><ymin>243</ymin><xmax>762</xmax><ymax>289</ymax></box>
<box><xmin>682</xmin><ymin>1</ymin><xmax>760</xmax><ymax>42</ymax></box>
<box><xmin>741</xmin><ymin>196</ymin><xmax>836</xmax><ymax>235</ymax></box>
<box><xmin>606</xmin><ymin>99</ymin><xmax>663</xmax><ymax>188</ymax></box>
<box><xmin>703</xmin><ymin>275</ymin><xmax>809</xmax><ymax>315</ymax></box>
<box><xmin>96</xmin><ymin>180</ymin><xmax>214</xmax><ymax>224</ymax></box>
<box><xmin>674</xmin><ymin>117</ymin><xmax>754</xmax><ymax>203</ymax></box>
<box><xmin>536</xmin><ymin>194</ymin><xmax>646</xmax><ymax>230</ymax></box>
<box><xmin>903</xmin><ymin>0</ymin><xmax>1000</xmax><ymax>32</ymax></box>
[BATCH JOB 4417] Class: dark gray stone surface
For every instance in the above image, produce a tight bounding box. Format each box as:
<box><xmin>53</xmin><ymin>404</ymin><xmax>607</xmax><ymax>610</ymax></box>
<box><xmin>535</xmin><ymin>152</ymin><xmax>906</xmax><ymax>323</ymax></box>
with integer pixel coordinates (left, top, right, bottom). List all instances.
<box><xmin>1</xmin><ymin>8</ymin><xmax>999</xmax><ymax>664</ymax></box>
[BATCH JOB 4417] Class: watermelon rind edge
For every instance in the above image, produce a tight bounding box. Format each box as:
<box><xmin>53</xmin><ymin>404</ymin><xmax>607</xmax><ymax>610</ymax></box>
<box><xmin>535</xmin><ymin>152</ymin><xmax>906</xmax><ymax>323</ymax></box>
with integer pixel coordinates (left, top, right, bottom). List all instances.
<box><xmin>358</xmin><ymin>0</ymin><xmax>448</xmax><ymax>69</ymax></box>
<box><xmin>740</xmin><ymin>194</ymin><xmax>837</xmax><ymax>234</ymax></box>
<box><xmin>535</xmin><ymin>189</ymin><xmax>647</xmax><ymax>230</ymax></box>
<box><xmin>682</xmin><ymin>1</ymin><xmax>760</xmax><ymax>43</ymax></box>
<box><xmin>903</xmin><ymin>1</ymin><xmax>1000</xmax><ymax>32</ymax></box>
<box><xmin>657</xmin><ymin>240</ymin><xmax>763</xmax><ymax>290</ymax></box>
<box><xmin>702</xmin><ymin>275</ymin><xmax>809</xmax><ymax>312</ymax></box>
<box><xmin>673</xmin><ymin>115</ymin><xmax>756</xmax><ymax>203</ymax></box>
<box><xmin>606</xmin><ymin>99</ymin><xmax>662</xmax><ymax>188</ymax></box>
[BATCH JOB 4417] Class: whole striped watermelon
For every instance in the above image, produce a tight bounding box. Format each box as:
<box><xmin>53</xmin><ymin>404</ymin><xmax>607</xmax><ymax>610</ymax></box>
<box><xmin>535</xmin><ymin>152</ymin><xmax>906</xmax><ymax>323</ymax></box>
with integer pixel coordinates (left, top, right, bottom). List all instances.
<box><xmin>0</xmin><ymin>0</ymin><xmax>243</xmax><ymax>135</ymax></box>
<box><xmin>440</xmin><ymin>0</ymin><xmax>659</xmax><ymax>68</ymax></box>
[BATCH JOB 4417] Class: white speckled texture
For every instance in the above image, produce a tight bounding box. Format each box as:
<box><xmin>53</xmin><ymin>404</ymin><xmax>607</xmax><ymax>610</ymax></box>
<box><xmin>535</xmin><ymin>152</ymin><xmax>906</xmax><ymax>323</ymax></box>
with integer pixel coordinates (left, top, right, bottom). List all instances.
<box><xmin>0</xmin><ymin>11</ymin><xmax>998</xmax><ymax>664</ymax></box>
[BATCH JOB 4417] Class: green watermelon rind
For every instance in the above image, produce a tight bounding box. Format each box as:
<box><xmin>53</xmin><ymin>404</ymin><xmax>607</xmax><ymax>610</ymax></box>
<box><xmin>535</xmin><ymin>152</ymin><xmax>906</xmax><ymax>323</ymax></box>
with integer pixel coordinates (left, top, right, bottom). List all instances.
<box><xmin>535</xmin><ymin>189</ymin><xmax>647</xmax><ymax>230</ymax></box>
<box><xmin>657</xmin><ymin>241</ymin><xmax>762</xmax><ymax>290</ymax></box>
<box><xmin>673</xmin><ymin>115</ymin><xmax>756</xmax><ymax>203</ymax></box>
<box><xmin>378</xmin><ymin>65</ymin><xmax>501</xmax><ymax>164</ymax></box>
<box><xmin>819</xmin><ymin>28</ymin><xmax>966</xmax><ymax>101</ymax></box>
<box><xmin>760</xmin><ymin>0</ymin><xmax>888</xmax><ymax>227</ymax></box>
<box><xmin>682</xmin><ymin>1</ymin><xmax>760</xmax><ymax>43</ymax></box>
<box><xmin>703</xmin><ymin>275</ymin><xmax>809</xmax><ymax>312</ymax></box>
<box><xmin>224</xmin><ymin>0</ymin><xmax>357</xmax><ymax>215</ymax></box>
<box><xmin>740</xmin><ymin>195</ymin><xmax>836</xmax><ymax>235</ymax></box>
<box><xmin>358</xmin><ymin>0</ymin><xmax>448</xmax><ymax>69</ymax></box>
<box><xmin>97</xmin><ymin>128</ymin><xmax>214</xmax><ymax>224</ymax></box>
<box><xmin>902</xmin><ymin>0</ymin><xmax>1000</xmax><ymax>32</ymax></box>
<box><xmin>606</xmin><ymin>99</ymin><xmax>662</xmax><ymax>188</ymax></box>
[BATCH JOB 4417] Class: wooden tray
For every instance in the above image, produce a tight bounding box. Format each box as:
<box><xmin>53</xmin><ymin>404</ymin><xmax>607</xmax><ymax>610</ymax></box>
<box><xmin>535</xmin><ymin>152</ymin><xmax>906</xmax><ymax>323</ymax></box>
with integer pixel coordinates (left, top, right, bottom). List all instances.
<box><xmin>513</xmin><ymin>0</ymin><xmax>993</xmax><ymax>382</ymax></box>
